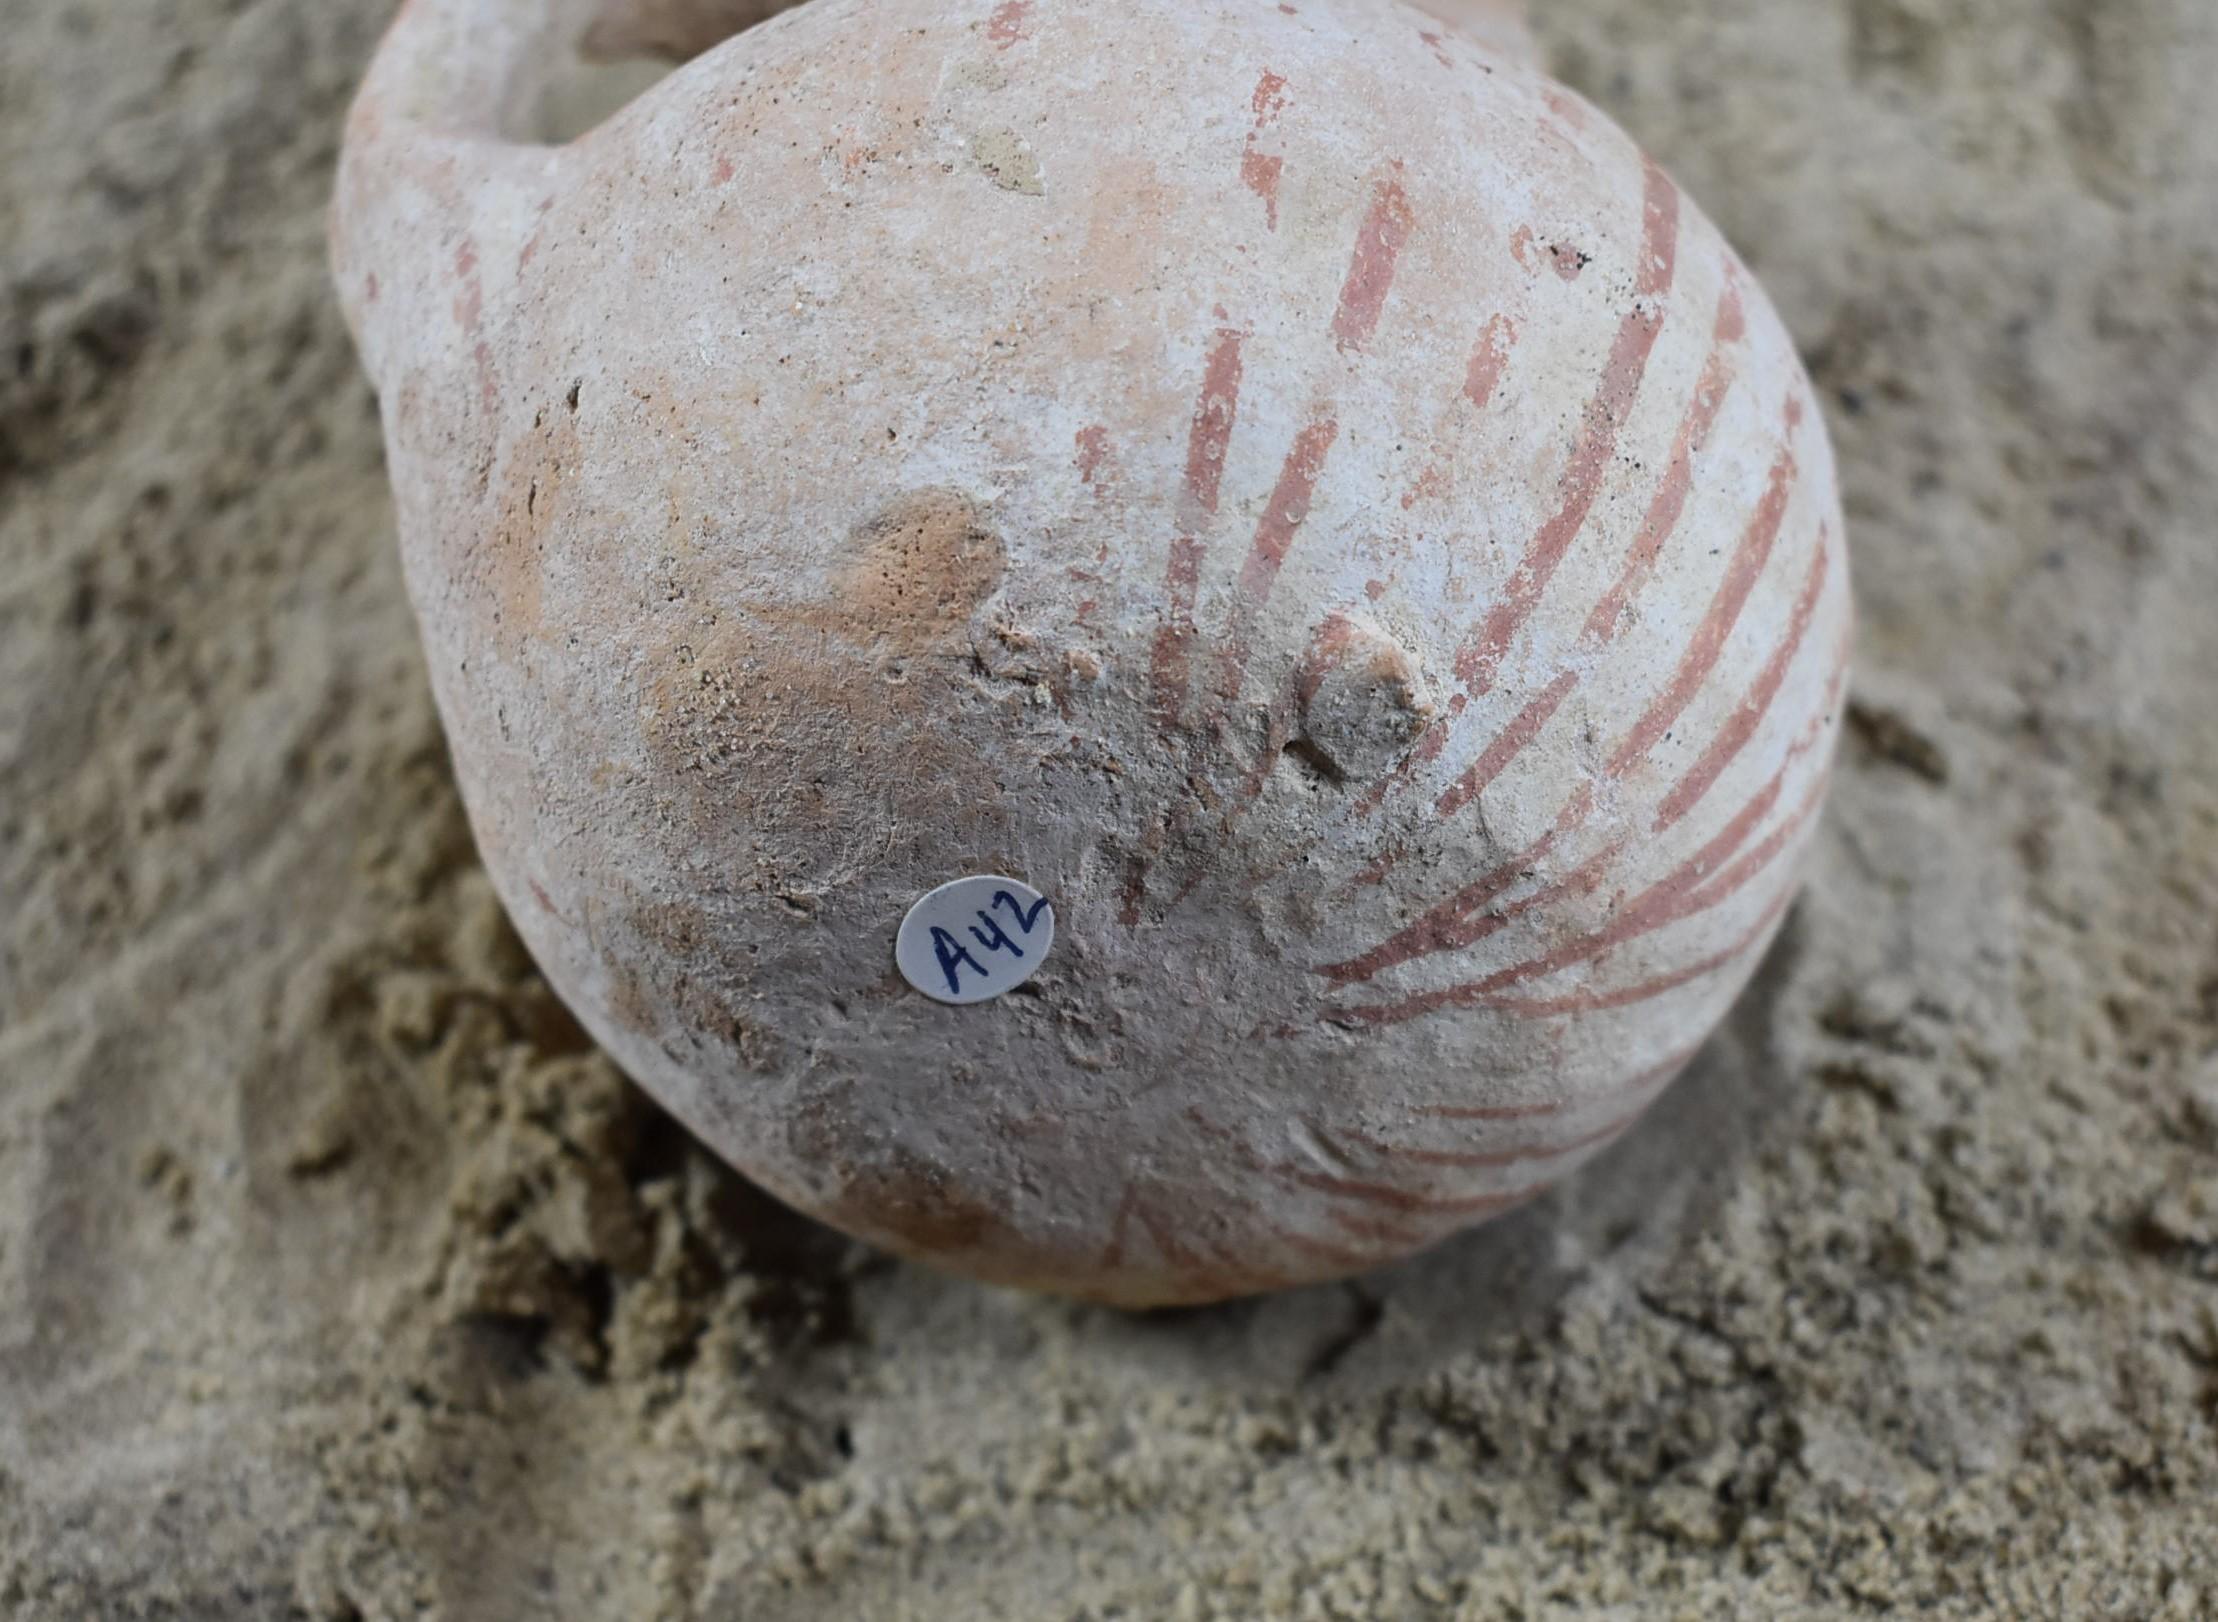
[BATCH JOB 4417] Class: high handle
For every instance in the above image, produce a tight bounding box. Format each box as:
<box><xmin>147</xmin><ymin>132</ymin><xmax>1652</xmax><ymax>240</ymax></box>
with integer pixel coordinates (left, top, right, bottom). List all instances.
<box><xmin>345</xmin><ymin>0</ymin><xmax>1527</xmax><ymax>151</ymax></box>
<box><xmin>330</xmin><ymin>0</ymin><xmax>809</xmax><ymax>386</ymax></box>
<box><xmin>331</xmin><ymin>0</ymin><xmax>1534</xmax><ymax>387</ymax></box>
<box><xmin>585</xmin><ymin>0</ymin><xmax>1537</xmax><ymax>62</ymax></box>
<box><xmin>581</xmin><ymin>0</ymin><xmax>810</xmax><ymax>62</ymax></box>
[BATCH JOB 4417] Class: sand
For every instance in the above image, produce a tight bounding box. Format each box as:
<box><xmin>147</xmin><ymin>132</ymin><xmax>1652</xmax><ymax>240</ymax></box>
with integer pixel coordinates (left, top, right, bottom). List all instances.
<box><xmin>2</xmin><ymin>0</ymin><xmax>2215</xmax><ymax>1616</ymax></box>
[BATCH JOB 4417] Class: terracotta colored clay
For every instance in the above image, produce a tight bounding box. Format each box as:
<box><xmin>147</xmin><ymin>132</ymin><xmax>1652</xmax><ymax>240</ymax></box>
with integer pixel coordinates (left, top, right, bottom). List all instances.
<box><xmin>332</xmin><ymin>0</ymin><xmax>1851</xmax><ymax>1306</ymax></box>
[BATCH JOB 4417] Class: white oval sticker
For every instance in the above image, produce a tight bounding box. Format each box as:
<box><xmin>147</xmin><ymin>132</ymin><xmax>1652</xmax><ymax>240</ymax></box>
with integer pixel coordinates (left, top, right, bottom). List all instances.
<box><xmin>895</xmin><ymin>876</ymin><xmax>1057</xmax><ymax>1006</ymax></box>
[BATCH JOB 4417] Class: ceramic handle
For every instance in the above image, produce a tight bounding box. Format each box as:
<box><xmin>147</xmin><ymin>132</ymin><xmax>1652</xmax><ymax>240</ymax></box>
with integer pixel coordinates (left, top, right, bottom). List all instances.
<box><xmin>581</xmin><ymin>0</ymin><xmax>809</xmax><ymax>62</ymax></box>
<box><xmin>330</xmin><ymin>0</ymin><xmax>1537</xmax><ymax>384</ymax></box>
<box><xmin>331</xmin><ymin>0</ymin><xmax>601</xmax><ymax>383</ymax></box>
<box><xmin>579</xmin><ymin>1</ymin><xmax>1536</xmax><ymax>65</ymax></box>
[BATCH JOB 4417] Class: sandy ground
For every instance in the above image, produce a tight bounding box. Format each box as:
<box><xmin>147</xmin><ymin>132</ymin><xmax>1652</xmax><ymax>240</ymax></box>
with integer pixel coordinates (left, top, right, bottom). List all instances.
<box><xmin>3</xmin><ymin>0</ymin><xmax>2216</xmax><ymax>1617</ymax></box>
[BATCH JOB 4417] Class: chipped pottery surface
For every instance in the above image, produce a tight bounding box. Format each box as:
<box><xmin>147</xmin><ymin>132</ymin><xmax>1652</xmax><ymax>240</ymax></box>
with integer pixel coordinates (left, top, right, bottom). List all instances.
<box><xmin>332</xmin><ymin>0</ymin><xmax>1850</xmax><ymax>1305</ymax></box>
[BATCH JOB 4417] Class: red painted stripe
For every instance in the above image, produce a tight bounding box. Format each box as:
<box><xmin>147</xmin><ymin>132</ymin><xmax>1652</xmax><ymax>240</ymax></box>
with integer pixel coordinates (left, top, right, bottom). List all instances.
<box><xmin>1655</xmin><ymin>530</ymin><xmax>1832</xmax><ymax>831</ymax></box>
<box><xmin>1321</xmin><ymin>452</ymin><xmax>1817</xmax><ymax>984</ymax></box>
<box><xmin>1147</xmin><ymin>328</ymin><xmax>1247</xmax><ymax>733</ymax></box>
<box><xmin>1242</xmin><ymin>69</ymin><xmax>1290</xmax><ymax>231</ymax></box>
<box><xmin>1425</xmin><ymin>1098</ymin><xmax>1572</xmax><ymax>1123</ymax></box>
<box><xmin>1318</xmin><ymin>785</ymin><xmax>1604</xmax><ymax>987</ymax></box>
<box><xmin>1182</xmin><ymin>328</ymin><xmax>1246</xmax><ymax>515</ymax></box>
<box><xmin>1211</xmin><ymin>417</ymin><xmax>1340</xmax><ymax>707</ymax></box>
<box><xmin>1117</xmin><ymin>851</ymin><xmax>1151</xmax><ymax>928</ymax></box>
<box><xmin>1483</xmin><ymin>878</ymin><xmax>1798</xmax><ymax>1017</ymax></box>
<box><xmin>1583</xmin><ymin>281</ymin><xmax>1747</xmax><ymax>644</ymax></box>
<box><xmin>1331</xmin><ymin>172</ymin><xmax>1416</xmax><ymax>352</ymax></box>
<box><xmin>1242</xmin><ymin>149</ymin><xmax>1285</xmax><ymax>232</ymax></box>
<box><xmin>1391</xmin><ymin>829</ymin><xmax>1616</xmax><ymax>978</ymax></box>
<box><xmin>1147</xmin><ymin>532</ymin><xmax>1206</xmax><ymax>738</ymax></box>
<box><xmin>1334</xmin><ymin>763</ymin><xmax>1826</xmax><ymax>1028</ymax></box>
<box><xmin>1477</xmin><ymin>767</ymin><xmax>1784</xmax><ymax>991</ymax></box>
<box><xmin>1319</xmin><ymin>821</ymin><xmax>1562</xmax><ymax>987</ymax></box>
<box><xmin>1434</xmin><ymin>669</ymin><xmax>1578</xmax><ymax>820</ymax></box>
<box><xmin>1677</xmin><ymin>764</ymin><xmax>1830</xmax><ymax>914</ymax></box>
<box><xmin>1290</xmin><ymin>1169</ymin><xmax>1532</xmax><ymax>1218</ymax></box>
<box><xmin>1326</xmin><ymin>768</ymin><xmax>1785</xmax><ymax>1025</ymax></box>
<box><xmin>1244</xmin><ymin>421</ymin><xmax>1339</xmax><ymax>594</ymax></box>
<box><xmin>1463</xmin><ymin>312</ymin><xmax>1518</xmax><ymax>410</ymax></box>
<box><xmin>1609</xmin><ymin>413</ymin><xmax>1800</xmax><ymax>776</ymax></box>
<box><xmin>1350</xmin><ymin>284</ymin><xmax>1733</xmax><ymax>835</ymax></box>
<box><xmin>1074</xmin><ymin>423</ymin><xmax>1110</xmax><ymax>484</ymax></box>
<box><xmin>1820</xmin><ymin>628</ymin><xmax>1852</xmax><ymax>715</ymax></box>
<box><xmin>472</xmin><ymin>339</ymin><xmax>498</xmax><ymax>414</ymax></box>
<box><xmin>987</xmin><ymin>0</ymin><xmax>1033</xmax><ymax>47</ymax></box>
<box><xmin>1454</xmin><ymin>157</ymin><xmax>1681</xmax><ymax>696</ymax></box>
<box><xmin>1295</xmin><ymin>612</ymin><xmax>1359</xmax><ymax>708</ymax></box>
<box><xmin>1252</xmin><ymin>68</ymin><xmax>1290</xmax><ymax>120</ymax></box>
<box><xmin>1340</xmin><ymin>269</ymin><xmax>1728</xmax><ymax>836</ymax></box>
<box><xmin>1348</xmin><ymin>852</ymin><xmax>1398</xmax><ymax>888</ymax></box>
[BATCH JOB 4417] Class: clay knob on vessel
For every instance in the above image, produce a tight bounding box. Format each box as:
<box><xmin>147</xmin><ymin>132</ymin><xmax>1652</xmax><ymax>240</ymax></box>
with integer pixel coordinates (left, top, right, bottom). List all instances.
<box><xmin>332</xmin><ymin>0</ymin><xmax>1852</xmax><ymax>1306</ymax></box>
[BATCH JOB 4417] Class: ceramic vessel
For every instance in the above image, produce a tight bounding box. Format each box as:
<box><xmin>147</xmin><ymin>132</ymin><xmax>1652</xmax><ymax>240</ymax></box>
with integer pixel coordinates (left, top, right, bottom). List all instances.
<box><xmin>333</xmin><ymin>0</ymin><xmax>1851</xmax><ymax>1306</ymax></box>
